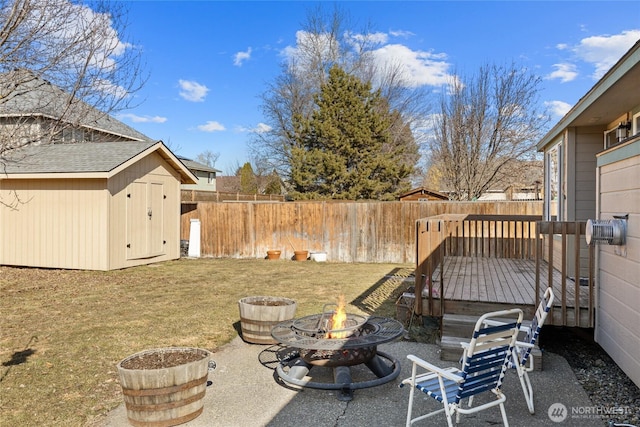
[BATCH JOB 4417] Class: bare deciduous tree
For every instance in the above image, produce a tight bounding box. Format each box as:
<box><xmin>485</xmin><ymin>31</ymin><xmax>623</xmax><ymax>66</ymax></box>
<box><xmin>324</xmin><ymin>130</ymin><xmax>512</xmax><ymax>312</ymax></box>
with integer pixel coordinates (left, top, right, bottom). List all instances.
<box><xmin>195</xmin><ymin>150</ymin><xmax>220</xmax><ymax>168</ymax></box>
<box><xmin>428</xmin><ymin>63</ymin><xmax>549</xmax><ymax>201</ymax></box>
<box><xmin>250</xmin><ymin>4</ymin><xmax>426</xmax><ymax>184</ymax></box>
<box><xmin>0</xmin><ymin>0</ymin><xmax>145</xmax><ymax>150</ymax></box>
<box><xmin>0</xmin><ymin>0</ymin><xmax>145</xmax><ymax>208</ymax></box>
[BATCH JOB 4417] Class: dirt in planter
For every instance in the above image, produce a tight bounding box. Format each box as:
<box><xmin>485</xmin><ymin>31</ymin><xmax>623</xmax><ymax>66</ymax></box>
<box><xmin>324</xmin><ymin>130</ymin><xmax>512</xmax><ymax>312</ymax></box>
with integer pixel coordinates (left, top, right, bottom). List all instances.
<box><xmin>249</xmin><ymin>300</ymin><xmax>291</xmax><ymax>306</ymax></box>
<box><xmin>121</xmin><ymin>349</ymin><xmax>206</xmax><ymax>370</ymax></box>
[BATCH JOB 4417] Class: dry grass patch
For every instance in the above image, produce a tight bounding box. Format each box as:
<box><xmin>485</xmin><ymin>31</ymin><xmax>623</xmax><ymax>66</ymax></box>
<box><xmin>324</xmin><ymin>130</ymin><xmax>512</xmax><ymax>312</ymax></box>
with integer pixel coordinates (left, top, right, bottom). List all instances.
<box><xmin>0</xmin><ymin>258</ymin><xmax>413</xmax><ymax>426</ymax></box>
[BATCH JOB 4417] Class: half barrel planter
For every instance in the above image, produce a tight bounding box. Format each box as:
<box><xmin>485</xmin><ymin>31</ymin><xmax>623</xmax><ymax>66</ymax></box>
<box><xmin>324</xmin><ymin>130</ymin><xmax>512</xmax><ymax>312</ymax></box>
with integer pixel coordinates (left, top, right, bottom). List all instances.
<box><xmin>238</xmin><ymin>296</ymin><xmax>297</xmax><ymax>344</ymax></box>
<box><xmin>116</xmin><ymin>347</ymin><xmax>212</xmax><ymax>427</ymax></box>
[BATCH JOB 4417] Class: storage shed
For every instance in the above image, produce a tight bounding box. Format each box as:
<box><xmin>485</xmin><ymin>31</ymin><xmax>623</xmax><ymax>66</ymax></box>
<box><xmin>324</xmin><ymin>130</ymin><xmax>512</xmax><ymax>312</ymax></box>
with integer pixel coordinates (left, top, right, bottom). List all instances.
<box><xmin>0</xmin><ymin>141</ymin><xmax>197</xmax><ymax>270</ymax></box>
<box><xmin>399</xmin><ymin>187</ymin><xmax>449</xmax><ymax>202</ymax></box>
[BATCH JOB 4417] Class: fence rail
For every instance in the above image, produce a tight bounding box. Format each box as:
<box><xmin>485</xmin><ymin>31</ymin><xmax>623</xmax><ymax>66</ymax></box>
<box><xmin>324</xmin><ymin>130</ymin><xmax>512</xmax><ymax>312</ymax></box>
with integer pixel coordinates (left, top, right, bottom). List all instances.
<box><xmin>180</xmin><ymin>201</ymin><xmax>543</xmax><ymax>263</ymax></box>
<box><xmin>181</xmin><ymin>190</ymin><xmax>285</xmax><ymax>202</ymax></box>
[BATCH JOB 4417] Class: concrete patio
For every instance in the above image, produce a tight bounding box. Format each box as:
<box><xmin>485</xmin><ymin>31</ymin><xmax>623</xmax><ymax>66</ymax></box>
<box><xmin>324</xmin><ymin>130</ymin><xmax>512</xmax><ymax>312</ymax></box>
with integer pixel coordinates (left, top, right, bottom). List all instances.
<box><xmin>100</xmin><ymin>336</ymin><xmax>605</xmax><ymax>427</ymax></box>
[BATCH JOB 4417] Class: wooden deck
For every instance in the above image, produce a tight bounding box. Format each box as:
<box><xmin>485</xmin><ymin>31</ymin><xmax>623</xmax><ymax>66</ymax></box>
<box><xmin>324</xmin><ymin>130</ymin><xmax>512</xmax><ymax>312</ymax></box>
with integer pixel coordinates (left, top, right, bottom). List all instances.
<box><xmin>429</xmin><ymin>256</ymin><xmax>593</xmax><ymax>327</ymax></box>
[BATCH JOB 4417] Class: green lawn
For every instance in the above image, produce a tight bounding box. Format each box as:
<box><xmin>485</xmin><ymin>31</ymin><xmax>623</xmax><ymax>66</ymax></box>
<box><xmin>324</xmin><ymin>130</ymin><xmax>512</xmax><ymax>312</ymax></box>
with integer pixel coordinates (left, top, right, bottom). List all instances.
<box><xmin>0</xmin><ymin>258</ymin><xmax>413</xmax><ymax>426</ymax></box>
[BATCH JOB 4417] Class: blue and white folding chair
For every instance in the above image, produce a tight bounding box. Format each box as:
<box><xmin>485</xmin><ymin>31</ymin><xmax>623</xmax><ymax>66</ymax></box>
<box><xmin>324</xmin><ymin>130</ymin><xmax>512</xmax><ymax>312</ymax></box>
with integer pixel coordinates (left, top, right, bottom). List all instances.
<box><xmin>479</xmin><ymin>287</ymin><xmax>555</xmax><ymax>414</ymax></box>
<box><xmin>401</xmin><ymin>308</ymin><xmax>523</xmax><ymax>427</ymax></box>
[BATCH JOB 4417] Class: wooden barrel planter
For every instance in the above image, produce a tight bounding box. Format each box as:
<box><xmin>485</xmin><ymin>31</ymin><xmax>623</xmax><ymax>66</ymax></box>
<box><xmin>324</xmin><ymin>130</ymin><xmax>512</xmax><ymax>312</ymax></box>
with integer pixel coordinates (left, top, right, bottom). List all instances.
<box><xmin>238</xmin><ymin>296</ymin><xmax>297</xmax><ymax>344</ymax></box>
<box><xmin>117</xmin><ymin>347</ymin><xmax>211</xmax><ymax>427</ymax></box>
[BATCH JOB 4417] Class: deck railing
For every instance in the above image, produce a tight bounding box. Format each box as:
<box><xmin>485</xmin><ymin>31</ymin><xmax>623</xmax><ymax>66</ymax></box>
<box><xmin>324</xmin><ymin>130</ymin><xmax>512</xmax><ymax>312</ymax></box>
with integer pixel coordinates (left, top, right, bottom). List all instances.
<box><xmin>415</xmin><ymin>215</ymin><xmax>595</xmax><ymax>327</ymax></box>
<box><xmin>536</xmin><ymin>221</ymin><xmax>595</xmax><ymax>327</ymax></box>
<box><xmin>415</xmin><ymin>214</ymin><xmax>540</xmax><ymax>316</ymax></box>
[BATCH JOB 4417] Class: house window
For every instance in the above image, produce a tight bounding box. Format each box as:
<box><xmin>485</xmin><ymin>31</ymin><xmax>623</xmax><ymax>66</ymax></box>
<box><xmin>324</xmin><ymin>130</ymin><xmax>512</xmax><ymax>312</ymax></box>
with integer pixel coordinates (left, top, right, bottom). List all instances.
<box><xmin>545</xmin><ymin>141</ymin><xmax>563</xmax><ymax>221</ymax></box>
<box><xmin>603</xmin><ymin>128</ymin><xmax>618</xmax><ymax>149</ymax></box>
<box><xmin>633</xmin><ymin>111</ymin><xmax>640</xmax><ymax>136</ymax></box>
<box><xmin>208</xmin><ymin>172</ymin><xmax>215</xmax><ymax>184</ymax></box>
<box><xmin>62</xmin><ymin>127</ymin><xmax>84</xmax><ymax>142</ymax></box>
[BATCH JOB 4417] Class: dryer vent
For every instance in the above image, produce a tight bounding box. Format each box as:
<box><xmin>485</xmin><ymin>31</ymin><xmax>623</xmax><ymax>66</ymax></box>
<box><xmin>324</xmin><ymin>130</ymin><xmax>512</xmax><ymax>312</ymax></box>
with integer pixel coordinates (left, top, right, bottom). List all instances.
<box><xmin>585</xmin><ymin>218</ymin><xmax>627</xmax><ymax>246</ymax></box>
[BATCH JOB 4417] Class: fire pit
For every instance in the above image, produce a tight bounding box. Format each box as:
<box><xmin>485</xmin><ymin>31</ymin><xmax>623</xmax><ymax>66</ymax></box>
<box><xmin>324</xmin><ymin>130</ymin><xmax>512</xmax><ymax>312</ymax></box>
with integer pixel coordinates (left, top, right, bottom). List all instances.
<box><xmin>270</xmin><ymin>301</ymin><xmax>404</xmax><ymax>401</ymax></box>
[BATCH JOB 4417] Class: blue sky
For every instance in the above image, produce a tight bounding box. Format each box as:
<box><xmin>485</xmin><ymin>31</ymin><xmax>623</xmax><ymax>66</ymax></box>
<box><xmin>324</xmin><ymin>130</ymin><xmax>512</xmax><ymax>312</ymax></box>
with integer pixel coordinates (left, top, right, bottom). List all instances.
<box><xmin>117</xmin><ymin>1</ymin><xmax>640</xmax><ymax>174</ymax></box>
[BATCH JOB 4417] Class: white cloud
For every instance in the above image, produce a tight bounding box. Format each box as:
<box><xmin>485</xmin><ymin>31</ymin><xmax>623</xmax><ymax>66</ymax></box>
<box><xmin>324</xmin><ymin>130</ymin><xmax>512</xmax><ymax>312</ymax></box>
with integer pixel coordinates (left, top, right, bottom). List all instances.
<box><xmin>178</xmin><ymin>79</ymin><xmax>209</xmax><ymax>102</ymax></box>
<box><xmin>236</xmin><ymin>123</ymin><xmax>272</xmax><ymax>134</ymax></box>
<box><xmin>370</xmin><ymin>44</ymin><xmax>455</xmax><ymax>87</ymax></box>
<box><xmin>545</xmin><ymin>100</ymin><xmax>572</xmax><ymax>117</ymax></box>
<box><xmin>281</xmin><ymin>30</ymin><xmax>455</xmax><ymax>89</ymax></box>
<box><xmin>252</xmin><ymin>123</ymin><xmax>272</xmax><ymax>134</ymax></box>
<box><xmin>546</xmin><ymin>63</ymin><xmax>578</xmax><ymax>83</ymax></box>
<box><xmin>197</xmin><ymin>121</ymin><xmax>225</xmax><ymax>132</ymax></box>
<box><xmin>234</xmin><ymin>47</ymin><xmax>252</xmax><ymax>66</ymax></box>
<box><xmin>389</xmin><ymin>29</ymin><xmax>415</xmax><ymax>39</ymax></box>
<box><xmin>571</xmin><ymin>30</ymin><xmax>640</xmax><ymax>79</ymax></box>
<box><xmin>94</xmin><ymin>78</ymin><xmax>129</xmax><ymax>99</ymax></box>
<box><xmin>346</xmin><ymin>31</ymin><xmax>388</xmax><ymax>46</ymax></box>
<box><xmin>282</xmin><ymin>30</ymin><xmax>338</xmax><ymax>64</ymax></box>
<box><xmin>119</xmin><ymin>113</ymin><xmax>167</xmax><ymax>123</ymax></box>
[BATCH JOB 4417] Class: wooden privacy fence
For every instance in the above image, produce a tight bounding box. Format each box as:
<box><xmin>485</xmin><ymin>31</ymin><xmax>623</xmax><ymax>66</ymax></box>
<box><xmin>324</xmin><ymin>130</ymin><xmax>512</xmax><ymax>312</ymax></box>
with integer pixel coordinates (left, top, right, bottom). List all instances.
<box><xmin>181</xmin><ymin>190</ymin><xmax>285</xmax><ymax>202</ymax></box>
<box><xmin>180</xmin><ymin>201</ymin><xmax>542</xmax><ymax>263</ymax></box>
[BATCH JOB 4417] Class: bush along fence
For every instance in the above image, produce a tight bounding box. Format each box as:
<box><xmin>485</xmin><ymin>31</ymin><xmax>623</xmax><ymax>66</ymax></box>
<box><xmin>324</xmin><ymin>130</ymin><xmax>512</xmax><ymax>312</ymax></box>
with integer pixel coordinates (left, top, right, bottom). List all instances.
<box><xmin>180</xmin><ymin>201</ymin><xmax>543</xmax><ymax>264</ymax></box>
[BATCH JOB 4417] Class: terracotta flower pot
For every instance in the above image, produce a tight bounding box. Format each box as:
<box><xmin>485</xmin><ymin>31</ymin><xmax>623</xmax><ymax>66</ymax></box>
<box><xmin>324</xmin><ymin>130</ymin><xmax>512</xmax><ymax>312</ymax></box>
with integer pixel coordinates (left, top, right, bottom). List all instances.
<box><xmin>293</xmin><ymin>250</ymin><xmax>309</xmax><ymax>261</ymax></box>
<box><xmin>266</xmin><ymin>250</ymin><xmax>281</xmax><ymax>260</ymax></box>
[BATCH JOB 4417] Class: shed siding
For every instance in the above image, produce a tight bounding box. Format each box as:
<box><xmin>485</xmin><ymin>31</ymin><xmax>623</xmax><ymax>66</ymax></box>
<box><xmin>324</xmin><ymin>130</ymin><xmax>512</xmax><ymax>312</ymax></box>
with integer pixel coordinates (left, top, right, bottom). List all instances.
<box><xmin>107</xmin><ymin>151</ymin><xmax>181</xmax><ymax>269</ymax></box>
<box><xmin>0</xmin><ymin>178</ymin><xmax>109</xmax><ymax>270</ymax></box>
<box><xmin>595</xmin><ymin>151</ymin><xmax>640</xmax><ymax>388</ymax></box>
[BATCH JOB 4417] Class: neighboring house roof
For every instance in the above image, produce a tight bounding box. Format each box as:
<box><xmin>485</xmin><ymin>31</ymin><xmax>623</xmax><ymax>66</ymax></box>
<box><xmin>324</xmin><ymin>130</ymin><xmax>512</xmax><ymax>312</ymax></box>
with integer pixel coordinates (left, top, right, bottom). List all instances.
<box><xmin>1</xmin><ymin>141</ymin><xmax>197</xmax><ymax>184</ymax></box>
<box><xmin>0</xmin><ymin>69</ymin><xmax>152</xmax><ymax>142</ymax></box>
<box><xmin>490</xmin><ymin>160</ymin><xmax>543</xmax><ymax>191</ymax></box>
<box><xmin>399</xmin><ymin>187</ymin><xmax>449</xmax><ymax>200</ymax></box>
<box><xmin>176</xmin><ymin>156</ymin><xmax>222</xmax><ymax>173</ymax></box>
<box><xmin>537</xmin><ymin>39</ymin><xmax>640</xmax><ymax>151</ymax></box>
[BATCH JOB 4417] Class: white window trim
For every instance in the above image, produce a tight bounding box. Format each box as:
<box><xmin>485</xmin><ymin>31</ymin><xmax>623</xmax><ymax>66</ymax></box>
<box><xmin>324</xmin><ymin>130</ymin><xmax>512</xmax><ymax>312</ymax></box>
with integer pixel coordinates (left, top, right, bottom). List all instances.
<box><xmin>603</xmin><ymin>127</ymin><xmax>617</xmax><ymax>149</ymax></box>
<box><xmin>544</xmin><ymin>141</ymin><xmax>563</xmax><ymax>221</ymax></box>
<box><xmin>632</xmin><ymin>111</ymin><xmax>640</xmax><ymax>136</ymax></box>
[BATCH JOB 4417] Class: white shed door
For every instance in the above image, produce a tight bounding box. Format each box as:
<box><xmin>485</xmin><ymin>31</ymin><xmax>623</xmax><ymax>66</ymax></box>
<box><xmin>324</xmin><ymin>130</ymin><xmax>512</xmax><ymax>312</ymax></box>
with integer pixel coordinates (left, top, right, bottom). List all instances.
<box><xmin>126</xmin><ymin>181</ymin><xmax>165</xmax><ymax>259</ymax></box>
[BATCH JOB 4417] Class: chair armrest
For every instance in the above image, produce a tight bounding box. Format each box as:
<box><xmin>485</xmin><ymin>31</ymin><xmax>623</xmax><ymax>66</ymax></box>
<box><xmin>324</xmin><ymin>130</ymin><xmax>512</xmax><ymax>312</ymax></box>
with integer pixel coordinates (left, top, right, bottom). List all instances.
<box><xmin>484</xmin><ymin>319</ymin><xmax>532</xmax><ymax>334</ymax></box>
<box><xmin>519</xmin><ymin>325</ymin><xmax>532</xmax><ymax>335</ymax></box>
<box><xmin>515</xmin><ymin>340</ymin><xmax>535</xmax><ymax>349</ymax></box>
<box><xmin>482</xmin><ymin>319</ymin><xmax>505</xmax><ymax>327</ymax></box>
<box><xmin>407</xmin><ymin>355</ymin><xmax>464</xmax><ymax>383</ymax></box>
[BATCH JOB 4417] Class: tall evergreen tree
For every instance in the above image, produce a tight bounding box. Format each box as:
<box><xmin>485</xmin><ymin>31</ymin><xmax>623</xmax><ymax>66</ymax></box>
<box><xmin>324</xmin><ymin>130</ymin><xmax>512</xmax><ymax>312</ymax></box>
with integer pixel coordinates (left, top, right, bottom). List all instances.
<box><xmin>289</xmin><ymin>66</ymin><xmax>412</xmax><ymax>200</ymax></box>
<box><xmin>239</xmin><ymin>162</ymin><xmax>258</xmax><ymax>194</ymax></box>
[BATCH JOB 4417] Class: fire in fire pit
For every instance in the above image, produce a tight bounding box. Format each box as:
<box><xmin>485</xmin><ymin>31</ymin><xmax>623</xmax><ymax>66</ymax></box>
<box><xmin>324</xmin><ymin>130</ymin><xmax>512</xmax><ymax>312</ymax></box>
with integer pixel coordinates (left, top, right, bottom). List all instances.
<box><xmin>270</xmin><ymin>297</ymin><xmax>404</xmax><ymax>401</ymax></box>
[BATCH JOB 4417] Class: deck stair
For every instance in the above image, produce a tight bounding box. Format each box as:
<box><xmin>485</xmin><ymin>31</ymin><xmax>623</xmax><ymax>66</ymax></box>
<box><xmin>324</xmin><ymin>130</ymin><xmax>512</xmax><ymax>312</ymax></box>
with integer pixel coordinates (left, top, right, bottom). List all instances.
<box><xmin>439</xmin><ymin>313</ymin><xmax>543</xmax><ymax>370</ymax></box>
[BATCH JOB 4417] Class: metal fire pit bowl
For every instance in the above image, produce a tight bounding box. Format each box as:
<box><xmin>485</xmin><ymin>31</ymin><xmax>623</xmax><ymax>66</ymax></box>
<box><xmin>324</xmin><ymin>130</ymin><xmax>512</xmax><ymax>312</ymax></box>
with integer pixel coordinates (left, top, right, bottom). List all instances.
<box><xmin>270</xmin><ymin>314</ymin><xmax>404</xmax><ymax>401</ymax></box>
<box><xmin>271</xmin><ymin>314</ymin><xmax>404</xmax><ymax>351</ymax></box>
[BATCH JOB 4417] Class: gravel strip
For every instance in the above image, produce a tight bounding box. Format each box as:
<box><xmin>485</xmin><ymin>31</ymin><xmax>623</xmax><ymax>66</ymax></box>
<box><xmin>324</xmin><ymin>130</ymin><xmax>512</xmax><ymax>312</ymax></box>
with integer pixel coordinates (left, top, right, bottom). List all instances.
<box><xmin>541</xmin><ymin>326</ymin><xmax>640</xmax><ymax>427</ymax></box>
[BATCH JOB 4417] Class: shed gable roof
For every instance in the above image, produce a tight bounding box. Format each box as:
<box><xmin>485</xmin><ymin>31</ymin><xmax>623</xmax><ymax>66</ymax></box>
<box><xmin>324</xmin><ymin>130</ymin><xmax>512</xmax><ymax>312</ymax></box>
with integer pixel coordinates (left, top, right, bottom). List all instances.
<box><xmin>1</xmin><ymin>141</ymin><xmax>198</xmax><ymax>184</ymax></box>
<box><xmin>399</xmin><ymin>187</ymin><xmax>449</xmax><ymax>200</ymax></box>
